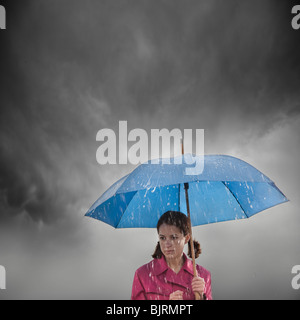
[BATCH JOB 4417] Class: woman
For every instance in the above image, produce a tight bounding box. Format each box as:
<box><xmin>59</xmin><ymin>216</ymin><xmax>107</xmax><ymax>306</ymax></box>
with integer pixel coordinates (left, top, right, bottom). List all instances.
<box><xmin>131</xmin><ymin>211</ymin><xmax>212</xmax><ymax>300</ymax></box>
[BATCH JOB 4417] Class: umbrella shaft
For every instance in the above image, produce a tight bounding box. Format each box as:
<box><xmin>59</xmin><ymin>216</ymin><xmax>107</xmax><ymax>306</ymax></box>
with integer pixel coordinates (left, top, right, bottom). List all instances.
<box><xmin>184</xmin><ymin>183</ymin><xmax>202</xmax><ymax>300</ymax></box>
<box><xmin>184</xmin><ymin>183</ymin><xmax>197</xmax><ymax>273</ymax></box>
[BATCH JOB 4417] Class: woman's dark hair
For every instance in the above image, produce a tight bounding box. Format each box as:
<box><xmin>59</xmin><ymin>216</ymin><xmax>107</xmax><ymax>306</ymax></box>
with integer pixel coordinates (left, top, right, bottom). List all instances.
<box><xmin>152</xmin><ymin>211</ymin><xmax>201</xmax><ymax>259</ymax></box>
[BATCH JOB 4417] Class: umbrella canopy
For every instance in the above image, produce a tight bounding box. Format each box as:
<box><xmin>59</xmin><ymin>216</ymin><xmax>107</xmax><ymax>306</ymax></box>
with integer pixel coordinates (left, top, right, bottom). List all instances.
<box><xmin>85</xmin><ymin>154</ymin><xmax>288</xmax><ymax>228</ymax></box>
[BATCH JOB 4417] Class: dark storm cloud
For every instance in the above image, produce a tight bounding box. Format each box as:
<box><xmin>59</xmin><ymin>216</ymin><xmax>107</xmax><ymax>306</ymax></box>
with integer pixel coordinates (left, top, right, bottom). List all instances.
<box><xmin>0</xmin><ymin>0</ymin><xmax>299</xmax><ymax>227</ymax></box>
<box><xmin>0</xmin><ymin>0</ymin><xmax>299</xmax><ymax>300</ymax></box>
<box><xmin>0</xmin><ymin>0</ymin><xmax>108</xmax><ymax>223</ymax></box>
<box><xmin>0</xmin><ymin>0</ymin><xmax>298</xmax><ymax>230</ymax></box>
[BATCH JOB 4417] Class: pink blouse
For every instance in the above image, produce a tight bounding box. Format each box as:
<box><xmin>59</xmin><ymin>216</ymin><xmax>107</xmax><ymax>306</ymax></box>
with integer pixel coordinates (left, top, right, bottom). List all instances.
<box><xmin>131</xmin><ymin>254</ymin><xmax>212</xmax><ymax>300</ymax></box>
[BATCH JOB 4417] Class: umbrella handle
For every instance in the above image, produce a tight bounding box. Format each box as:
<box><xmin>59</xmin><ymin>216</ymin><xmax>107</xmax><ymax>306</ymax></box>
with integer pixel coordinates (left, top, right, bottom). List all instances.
<box><xmin>190</xmin><ymin>237</ymin><xmax>203</xmax><ymax>301</ymax></box>
<box><xmin>195</xmin><ymin>292</ymin><xmax>202</xmax><ymax>300</ymax></box>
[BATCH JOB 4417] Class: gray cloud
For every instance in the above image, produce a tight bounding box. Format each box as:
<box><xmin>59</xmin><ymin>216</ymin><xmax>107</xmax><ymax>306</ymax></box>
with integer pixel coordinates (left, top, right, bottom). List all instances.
<box><xmin>0</xmin><ymin>0</ymin><xmax>299</xmax><ymax>300</ymax></box>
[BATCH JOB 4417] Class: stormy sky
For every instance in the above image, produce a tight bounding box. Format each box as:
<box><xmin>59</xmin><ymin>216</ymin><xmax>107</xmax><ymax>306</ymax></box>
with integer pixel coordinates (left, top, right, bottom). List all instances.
<box><xmin>0</xmin><ymin>0</ymin><xmax>300</xmax><ymax>299</ymax></box>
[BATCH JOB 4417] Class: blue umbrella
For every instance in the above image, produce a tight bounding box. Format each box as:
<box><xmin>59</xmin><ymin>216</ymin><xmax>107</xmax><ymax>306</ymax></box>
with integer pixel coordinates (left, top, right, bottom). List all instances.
<box><xmin>85</xmin><ymin>154</ymin><xmax>288</xmax><ymax>229</ymax></box>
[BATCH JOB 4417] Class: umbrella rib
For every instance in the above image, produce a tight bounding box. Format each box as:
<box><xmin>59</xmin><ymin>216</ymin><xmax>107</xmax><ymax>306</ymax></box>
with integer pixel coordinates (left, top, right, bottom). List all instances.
<box><xmin>221</xmin><ymin>181</ymin><xmax>249</xmax><ymax>219</ymax></box>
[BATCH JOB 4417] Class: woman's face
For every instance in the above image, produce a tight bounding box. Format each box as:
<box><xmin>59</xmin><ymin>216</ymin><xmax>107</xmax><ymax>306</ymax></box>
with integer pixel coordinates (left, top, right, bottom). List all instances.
<box><xmin>158</xmin><ymin>223</ymin><xmax>190</xmax><ymax>260</ymax></box>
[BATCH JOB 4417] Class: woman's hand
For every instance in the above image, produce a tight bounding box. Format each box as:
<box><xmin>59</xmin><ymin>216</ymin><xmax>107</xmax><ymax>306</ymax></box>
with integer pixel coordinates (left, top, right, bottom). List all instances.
<box><xmin>192</xmin><ymin>277</ymin><xmax>205</xmax><ymax>297</ymax></box>
<box><xmin>169</xmin><ymin>290</ymin><xmax>183</xmax><ymax>300</ymax></box>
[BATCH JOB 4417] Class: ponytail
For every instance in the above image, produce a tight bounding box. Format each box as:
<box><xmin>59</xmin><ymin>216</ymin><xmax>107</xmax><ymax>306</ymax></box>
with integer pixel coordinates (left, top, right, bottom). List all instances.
<box><xmin>152</xmin><ymin>242</ymin><xmax>163</xmax><ymax>259</ymax></box>
<box><xmin>188</xmin><ymin>239</ymin><xmax>202</xmax><ymax>259</ymax></box>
